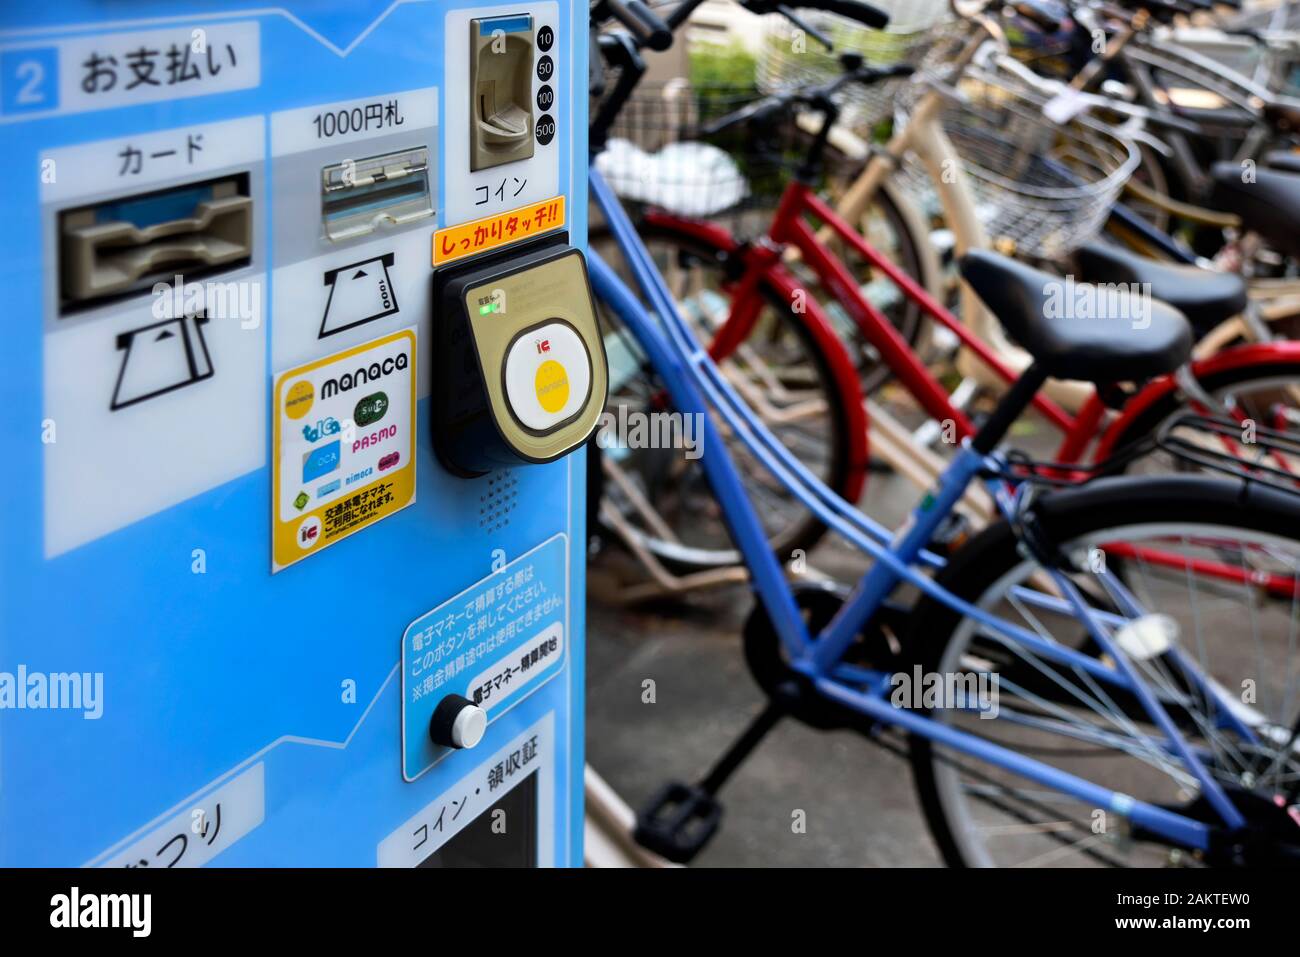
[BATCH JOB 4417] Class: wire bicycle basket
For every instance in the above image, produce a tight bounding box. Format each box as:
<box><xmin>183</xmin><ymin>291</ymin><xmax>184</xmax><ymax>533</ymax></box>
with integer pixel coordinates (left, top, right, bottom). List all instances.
<box><xmin>994</xmin><ymin>412</ymin><xmax>1300</xmax><ymax>498</ymax></box>
<box><xmin>755</xmin><ymin>1</ymin><xmax>957</xmax><ymax>132</ymax></box>
<box><xmin>592</xmin><ymin>82</ymin><xmax>812</xmax><ymax>232</ymax></box>
<box><xmin>894</xmin><ymin>65</ymin><xmax>1142</xmax><ymax>260</ymax></box>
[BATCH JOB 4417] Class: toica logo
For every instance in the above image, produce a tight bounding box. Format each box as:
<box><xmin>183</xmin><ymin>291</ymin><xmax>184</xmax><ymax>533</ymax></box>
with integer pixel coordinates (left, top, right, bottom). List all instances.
<box><xmin>322</xmin><ymin>353</ymin><xmax>408</xmax><ymax>398</ymax></box>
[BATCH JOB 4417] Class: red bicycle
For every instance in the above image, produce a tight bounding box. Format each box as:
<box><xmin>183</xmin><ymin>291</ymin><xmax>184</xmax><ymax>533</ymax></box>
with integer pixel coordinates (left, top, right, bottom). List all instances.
<box><xmin>592</xmin><ymin>57</ymin><xmax>1300</xmax><ymax>582</ymax></box>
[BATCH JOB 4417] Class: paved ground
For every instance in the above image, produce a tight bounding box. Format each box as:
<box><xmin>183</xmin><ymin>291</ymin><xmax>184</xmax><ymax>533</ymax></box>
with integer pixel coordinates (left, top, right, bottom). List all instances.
<box><xmin>584</xmin><ymin>442</ymin><xmax>950</xmax><ymax>867</ymax></box>
<box><xmin>586</xmin><ymin>584</ymin><xmax>943</xmax><ymax>866</ymax></box>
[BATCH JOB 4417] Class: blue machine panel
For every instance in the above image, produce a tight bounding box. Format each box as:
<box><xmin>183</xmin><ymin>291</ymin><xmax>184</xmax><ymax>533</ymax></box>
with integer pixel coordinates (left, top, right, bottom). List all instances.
<box><xmin>0</xmin><ymin>0</ymin><xmax>589</xmax><ymax>866</ymax></box>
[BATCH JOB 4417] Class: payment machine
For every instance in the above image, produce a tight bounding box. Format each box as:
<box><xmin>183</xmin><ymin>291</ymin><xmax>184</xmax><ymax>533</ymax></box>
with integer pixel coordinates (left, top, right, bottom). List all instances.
<box><xmin>0</xmin><ymin>0</ymin><xmax>599</xmax><ymax>866</ymax></box>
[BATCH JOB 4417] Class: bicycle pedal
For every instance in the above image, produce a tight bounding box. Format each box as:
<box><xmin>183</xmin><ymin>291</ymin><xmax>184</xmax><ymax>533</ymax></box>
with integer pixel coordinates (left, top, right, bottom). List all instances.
<box><xmin>633</xmin><ymin>781</ymin><xmax>723</xmax><ymax>864</ymax></box>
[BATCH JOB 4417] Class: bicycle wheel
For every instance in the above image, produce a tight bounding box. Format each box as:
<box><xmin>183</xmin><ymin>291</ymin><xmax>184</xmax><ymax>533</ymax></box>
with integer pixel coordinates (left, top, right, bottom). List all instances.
<box><xmin>589</xmin><ymin>222</ymin><xmax>855</xmax><ymax>572</ymax></box>
<box><xmin>907</xmin><ymin>475</ymin><xmax>1300</xmax><ymax>867</ymax></box>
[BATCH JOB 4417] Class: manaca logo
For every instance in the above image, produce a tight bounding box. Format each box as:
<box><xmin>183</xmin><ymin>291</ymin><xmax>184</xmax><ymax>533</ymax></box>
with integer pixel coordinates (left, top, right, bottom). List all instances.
<box><xmin>321</xmin><ymin>352</ymin><xmax>408</xmax><ymax>398</ymax></box>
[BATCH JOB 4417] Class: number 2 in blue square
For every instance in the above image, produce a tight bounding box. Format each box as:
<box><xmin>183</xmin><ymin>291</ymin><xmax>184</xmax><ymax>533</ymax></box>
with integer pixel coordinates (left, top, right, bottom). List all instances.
<box><xmin>1</xmin><ymin>47</ymin><xmax>60</xmax><ymax>115</ymax></box>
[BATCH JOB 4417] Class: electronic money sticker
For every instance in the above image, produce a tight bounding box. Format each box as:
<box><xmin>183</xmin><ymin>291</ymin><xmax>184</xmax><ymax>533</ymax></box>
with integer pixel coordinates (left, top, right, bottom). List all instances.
<box><xmin>272</xmin><ymin>328</ymin><xmax>417</xmax><ymax>570</ymax></box>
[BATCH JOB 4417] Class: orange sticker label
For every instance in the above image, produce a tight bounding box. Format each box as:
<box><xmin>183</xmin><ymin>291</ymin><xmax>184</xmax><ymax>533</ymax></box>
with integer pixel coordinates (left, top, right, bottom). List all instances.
<box><xmin>432</xmin><ymin>196</ymin><xmax>566</xmax><ymax>266</ymax></box>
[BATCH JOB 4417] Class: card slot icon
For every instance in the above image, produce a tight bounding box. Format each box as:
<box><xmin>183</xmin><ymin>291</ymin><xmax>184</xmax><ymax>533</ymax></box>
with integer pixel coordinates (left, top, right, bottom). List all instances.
<box><xmin>110</xmin><ymin>312</ymin><xmax>214</xmax><ymax>411</ymax></box>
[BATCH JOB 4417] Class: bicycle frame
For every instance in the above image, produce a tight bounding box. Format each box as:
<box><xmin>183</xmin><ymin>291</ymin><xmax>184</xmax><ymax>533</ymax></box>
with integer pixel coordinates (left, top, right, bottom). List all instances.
<box><xmin>656</xmin><ymin>180</ymin><xmax>1077</xmax><ymax>443</ymax></box>
<box><xmin>627</xmin><ymin>16</ymin><xmax>1300</xmax><ymax>496</ymax></box>
<box><xmin>651</xmin><ymin>170</ymin><xmax>1300</xmax><ymax>470</ymax></box>
<box><xmin>645</xmin><ymin>168</ymin><xmax>1300</xmax><ymax>592</ymax></box>
<box><xmin>590</xmin><ymin>162</ymin><xmax>1257</xmax><ymax>854</ymax></box>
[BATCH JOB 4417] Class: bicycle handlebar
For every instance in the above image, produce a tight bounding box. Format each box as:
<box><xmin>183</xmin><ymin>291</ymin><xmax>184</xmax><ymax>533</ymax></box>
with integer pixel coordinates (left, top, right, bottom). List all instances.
<box><xmin>699</xmin><ymin>61</ymin><xmax>914</xmax><ymax>136</ymax></box>
<box><xmin>1010</xmin><ymin>0</ymin><xmax>1067</xmax><ymax>31</ymax></box>
<box><xmin>746</xmin><ymin>0</ymin><xmax>891</xmax><ymax>30</ymax></box>
<box><xmin>594</xmin><ymin>0</ymin><xmax>674</xmax><ymax>50</ymax></box>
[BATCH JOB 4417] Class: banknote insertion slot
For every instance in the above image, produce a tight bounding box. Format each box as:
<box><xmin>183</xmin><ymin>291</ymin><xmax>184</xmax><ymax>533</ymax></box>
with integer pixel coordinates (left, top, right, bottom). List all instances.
<box><xmin>321</xmin><ymin>147</ymin><xmax>433</xmax><ymax>242</ymax></box>
<box><xmin>59</xmin><ymin>174</ymin><xmax>253</xmax><ymax>312</ymax></box>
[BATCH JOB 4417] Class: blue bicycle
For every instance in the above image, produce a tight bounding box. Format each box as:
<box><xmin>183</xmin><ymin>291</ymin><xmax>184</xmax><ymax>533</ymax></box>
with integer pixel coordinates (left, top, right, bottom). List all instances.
<box><xmin>589</xmin><ymin>0</ymin><xmax>1300</xmax><ymax>867</ymax></box>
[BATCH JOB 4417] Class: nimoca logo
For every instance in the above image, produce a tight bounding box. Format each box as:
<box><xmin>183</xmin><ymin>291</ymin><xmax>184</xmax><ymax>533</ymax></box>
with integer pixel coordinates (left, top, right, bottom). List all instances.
<box><xmin>50</xmin><ymin>887</ymin><xmax>151</xmax><ymax>937</ymax></box>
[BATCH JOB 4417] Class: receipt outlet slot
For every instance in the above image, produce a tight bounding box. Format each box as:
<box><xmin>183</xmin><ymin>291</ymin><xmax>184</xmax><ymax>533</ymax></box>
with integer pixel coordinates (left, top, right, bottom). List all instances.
<box><xmin>470</xmin><ymin>13</ymin><xmax>536</xmax><ymax>171</ymax></box>
<box><xmin>434</xmin><ymin>239</ymin><xmax>607</xmax><ymax>476</ymax></box>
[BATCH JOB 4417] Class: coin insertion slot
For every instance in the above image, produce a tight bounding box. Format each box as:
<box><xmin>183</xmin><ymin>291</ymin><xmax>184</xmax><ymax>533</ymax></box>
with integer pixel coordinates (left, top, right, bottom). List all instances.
<box><xmin>59</xmin><ymin>173</ymin><xmax>253</xmax><ymax>313</ymax></box>
<box><xmin>320</xmin><ymin>146</ymin><xmax>433</xmax><ymax>243</ymax></box>
<box><xmin>470</xmin><ymin>14</ymin><xmax>535</xmax><ymax>172</ymax></box>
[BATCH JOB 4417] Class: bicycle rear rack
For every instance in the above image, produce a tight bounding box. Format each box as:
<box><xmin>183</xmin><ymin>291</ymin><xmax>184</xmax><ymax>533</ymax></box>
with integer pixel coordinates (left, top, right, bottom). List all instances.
<box><xmin>1154</xmin><ymin>412</ymin><xmax>1300</xmax><ymax>497</ymax></box>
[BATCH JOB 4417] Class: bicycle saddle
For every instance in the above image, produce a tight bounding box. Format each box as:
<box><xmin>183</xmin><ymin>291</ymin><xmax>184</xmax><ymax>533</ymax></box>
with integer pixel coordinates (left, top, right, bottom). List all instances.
<box><xmin>960</xmin><ymin>250</ymin><xmax>1192</xmax><ymax>383</ymax></box>
<box><xmin>1265</xmin><ymin>150</ymin><xmax>1300</xmax><ymax>176</ymax></box>
<box><xmin>1073</xmin><ymin>241</ymin><xmax>1246</xmax><ymax>338</ymax></box>
<box><xmin>1210</xmin><ymin>161</ymin><xmax>1300</xmax><ymax>261</ymax></box>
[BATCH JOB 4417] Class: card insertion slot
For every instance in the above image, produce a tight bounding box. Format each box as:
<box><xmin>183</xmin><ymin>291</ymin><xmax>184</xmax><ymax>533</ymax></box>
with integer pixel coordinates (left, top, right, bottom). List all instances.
<box><xmin>59</xmin><ymin>174</ymin><xmax>253</xmax><ymax>312</ymax></box>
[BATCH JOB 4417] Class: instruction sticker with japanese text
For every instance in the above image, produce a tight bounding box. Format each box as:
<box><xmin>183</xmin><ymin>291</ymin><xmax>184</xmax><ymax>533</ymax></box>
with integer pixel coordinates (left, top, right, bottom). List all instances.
<box><xmin>272</xmin><ymin>328</ymin><xmax>415</xmax><ymax>571</ymax></box>
<box><xmin>401</xmin><ymin>534</ymin><xmax>568</xmax><ymax>781</ymax></box>
<box><xmin>432</xmin><ymin>195</ymin><xmax>565</xmax><ymax>266</ymax></box>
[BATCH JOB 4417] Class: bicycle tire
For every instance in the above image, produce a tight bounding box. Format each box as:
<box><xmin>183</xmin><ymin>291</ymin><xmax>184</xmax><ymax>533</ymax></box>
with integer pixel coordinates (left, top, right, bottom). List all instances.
<box><xmin>906</xmin><ymin>474</ymin><xmax>1300</xmax><ymax>867</ymax></box>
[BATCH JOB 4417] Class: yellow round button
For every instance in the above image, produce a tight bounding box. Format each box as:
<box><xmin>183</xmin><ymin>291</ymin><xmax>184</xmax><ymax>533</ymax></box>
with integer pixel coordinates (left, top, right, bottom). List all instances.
<box><xmin>534</xmin><ymin>359</ymin><xmax>570</xmax><ymax>414</ymax></box>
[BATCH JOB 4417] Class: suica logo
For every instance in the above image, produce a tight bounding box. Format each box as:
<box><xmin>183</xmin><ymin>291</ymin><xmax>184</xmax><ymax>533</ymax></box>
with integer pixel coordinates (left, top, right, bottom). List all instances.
<box><xmin>50</xmin><ymin>887</ymin><xmax>151</xmax><ymax>937</ymax></box>
<box><xmin>321</xmin><ymin>351</ymin><xmax>409</xmax><ymax>398</ymax></box>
